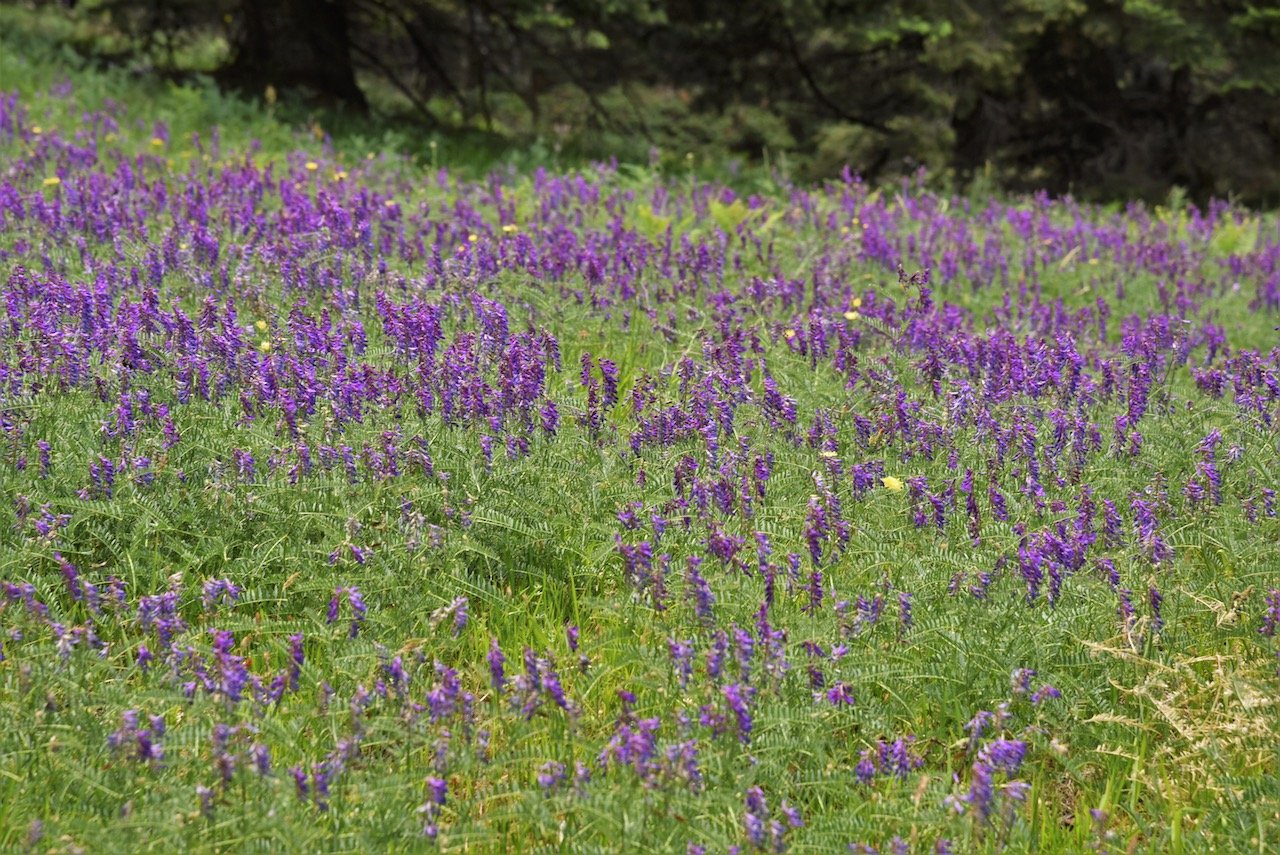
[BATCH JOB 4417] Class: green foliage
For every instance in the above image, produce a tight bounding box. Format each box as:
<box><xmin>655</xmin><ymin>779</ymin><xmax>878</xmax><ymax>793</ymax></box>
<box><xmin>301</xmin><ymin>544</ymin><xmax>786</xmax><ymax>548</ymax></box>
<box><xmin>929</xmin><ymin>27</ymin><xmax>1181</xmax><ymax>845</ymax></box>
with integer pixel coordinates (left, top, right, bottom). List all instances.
<box><xmin>18</xmin><ymin>0</ymin><xmax>1280</xmax><ymax>204</ymax></box>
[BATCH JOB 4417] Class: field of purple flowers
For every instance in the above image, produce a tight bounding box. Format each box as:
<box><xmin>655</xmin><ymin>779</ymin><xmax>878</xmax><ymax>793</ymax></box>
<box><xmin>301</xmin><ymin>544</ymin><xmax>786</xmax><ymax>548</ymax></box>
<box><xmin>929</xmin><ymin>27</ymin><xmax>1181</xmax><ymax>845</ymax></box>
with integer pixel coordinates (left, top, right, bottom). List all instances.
<box><xmin>2</xmin><ymin>26</ymin><xmax>1280</xmax><ymax>855</ymax></box>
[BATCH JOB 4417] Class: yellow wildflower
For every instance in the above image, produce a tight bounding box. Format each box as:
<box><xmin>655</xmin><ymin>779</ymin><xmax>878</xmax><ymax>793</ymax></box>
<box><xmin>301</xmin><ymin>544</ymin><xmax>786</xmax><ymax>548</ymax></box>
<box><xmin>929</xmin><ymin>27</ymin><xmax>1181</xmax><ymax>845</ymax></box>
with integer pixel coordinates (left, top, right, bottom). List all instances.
<box><xmin>843</xmin><ymin>311</ymin><xmax>859</xmax><ymax>321</ymax></box>
<box><xmin>881</xmin><ymin>476</ymin><xmax>904</xmax><ymax>492</ymax></box>
<box><xmin>304</xmin><ymin>161</ymin><xmax>319</xmax><ymax>171</ymax></box>
<box><xmin>42</xmin><ymin>176</ymin><xmax>61</xmax><ymax>187</ymax></box>
<box><xmin>258</xmin><ymin>341</ymin><xmax>271</xmax><ymax>353</ymax></box>
<box><xmin>150</xmin><ymin>137</ymin><xmax>164</xmax><ymax>147</ymax></box>
<box><xmin>255</xmin><ymin>320</ymin><xmax>268</xmax><ymax>332</ymax></box>
<box><xmin>468</xmin><ymin>234</ymin><xmax>479</xmax><ymax>243</ymax></box>
<box><xmin>783</xmin><ymin>329</ymin><xmax>796</xmax><ymax>340</ymax></box>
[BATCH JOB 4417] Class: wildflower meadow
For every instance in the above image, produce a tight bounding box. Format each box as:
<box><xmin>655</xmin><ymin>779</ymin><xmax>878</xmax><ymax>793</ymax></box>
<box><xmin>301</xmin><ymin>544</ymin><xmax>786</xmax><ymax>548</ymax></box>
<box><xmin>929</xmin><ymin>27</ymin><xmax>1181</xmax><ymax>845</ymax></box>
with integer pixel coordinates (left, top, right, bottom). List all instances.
<box><xmin>1</xmin><ymin>17</ymin><xmax>1279</xmax><ymax>855</ymax></box>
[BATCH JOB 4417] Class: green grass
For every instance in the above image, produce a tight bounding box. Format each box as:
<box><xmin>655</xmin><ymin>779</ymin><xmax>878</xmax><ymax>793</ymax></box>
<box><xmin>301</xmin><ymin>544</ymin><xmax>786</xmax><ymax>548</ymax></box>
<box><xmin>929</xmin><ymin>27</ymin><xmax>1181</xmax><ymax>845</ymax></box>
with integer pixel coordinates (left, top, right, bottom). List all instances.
<box><xmin>0</xmin><ymin>6</ymin><xmax>1279</xmax><ymax>854</ymax></box>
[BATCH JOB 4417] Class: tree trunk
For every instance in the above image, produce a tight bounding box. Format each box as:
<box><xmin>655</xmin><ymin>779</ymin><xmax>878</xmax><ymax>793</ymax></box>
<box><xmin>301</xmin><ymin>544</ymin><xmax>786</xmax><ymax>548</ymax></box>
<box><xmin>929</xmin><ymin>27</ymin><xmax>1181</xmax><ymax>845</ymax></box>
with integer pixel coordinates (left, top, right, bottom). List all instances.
<box><xmin>223</xmin><ymin>0</ymin><xmax>367</xmax><ymax>112</ymax></box>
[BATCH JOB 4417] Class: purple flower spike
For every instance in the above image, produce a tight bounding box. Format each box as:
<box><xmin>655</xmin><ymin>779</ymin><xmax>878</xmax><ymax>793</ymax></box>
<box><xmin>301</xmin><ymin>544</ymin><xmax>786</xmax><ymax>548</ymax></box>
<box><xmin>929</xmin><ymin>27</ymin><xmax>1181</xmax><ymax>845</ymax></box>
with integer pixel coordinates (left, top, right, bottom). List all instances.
<box><xmin>487</xmin><ymin>638</ymin><xmax>506</xmax><ymax>693</ymax></box>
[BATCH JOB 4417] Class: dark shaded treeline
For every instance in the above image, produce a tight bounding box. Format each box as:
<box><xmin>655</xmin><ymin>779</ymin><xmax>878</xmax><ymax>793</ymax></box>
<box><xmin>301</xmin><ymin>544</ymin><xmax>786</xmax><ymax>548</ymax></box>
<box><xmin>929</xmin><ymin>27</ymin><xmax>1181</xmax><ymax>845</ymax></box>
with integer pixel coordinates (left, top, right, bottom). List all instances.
<box><xmin>46</xmin><ymin>0</ymin><xmax>1280</xmax><ymax>204</ymax></box>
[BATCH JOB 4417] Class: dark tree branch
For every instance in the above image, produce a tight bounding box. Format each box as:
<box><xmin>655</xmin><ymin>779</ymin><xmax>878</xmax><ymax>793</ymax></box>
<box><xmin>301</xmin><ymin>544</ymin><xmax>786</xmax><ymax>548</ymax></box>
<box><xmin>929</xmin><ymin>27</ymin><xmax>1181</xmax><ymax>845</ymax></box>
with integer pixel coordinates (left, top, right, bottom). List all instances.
<box><xmin>362</xmin><ymin>0</ymin><xmax>469</xmax><ymax>114</ymax></box>
<box><xmin>781</xmin><ymin>23</ymin><xmax>891</xmax><ymax>135</ymax></box>
<box><xmin>348</xmin><ymin>40</ymin><xmax>440</xmax><ymax>127</ymax></box>
<box><xmin>473</xmin><ymin>0</ymin><xmax>622</xmax><ymax>132</ymax></box>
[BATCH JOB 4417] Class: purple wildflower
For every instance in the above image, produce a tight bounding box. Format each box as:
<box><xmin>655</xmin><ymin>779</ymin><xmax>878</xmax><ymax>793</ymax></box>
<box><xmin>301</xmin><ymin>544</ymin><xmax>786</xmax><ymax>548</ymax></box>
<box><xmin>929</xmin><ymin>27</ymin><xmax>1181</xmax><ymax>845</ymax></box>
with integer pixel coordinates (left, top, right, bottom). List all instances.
<box><xmin>723</xmin><ymin>683</ymin><xmax>755</xmax><ymax>744</ymax></box>
<box><xmin>487</xmin><ymin>638</ymin><xmax>506</xmax><ymax>693</ymax></box>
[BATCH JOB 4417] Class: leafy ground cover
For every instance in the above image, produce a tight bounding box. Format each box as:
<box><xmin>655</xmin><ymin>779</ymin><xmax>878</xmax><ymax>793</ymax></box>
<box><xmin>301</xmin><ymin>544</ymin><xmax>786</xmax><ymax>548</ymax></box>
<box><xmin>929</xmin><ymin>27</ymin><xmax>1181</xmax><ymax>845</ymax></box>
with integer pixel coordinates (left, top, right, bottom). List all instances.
<box><xmin>2</xmin><ymin>21</ymin><xmax>1280</xmax><ymax>855</ymax></box>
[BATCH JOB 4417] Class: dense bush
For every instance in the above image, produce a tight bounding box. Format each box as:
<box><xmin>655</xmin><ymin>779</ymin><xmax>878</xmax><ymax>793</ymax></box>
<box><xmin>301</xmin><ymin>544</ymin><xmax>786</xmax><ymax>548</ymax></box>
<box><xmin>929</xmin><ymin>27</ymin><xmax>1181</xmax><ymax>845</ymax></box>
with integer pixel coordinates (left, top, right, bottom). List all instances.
<box><xmin>33</xmin><ymin>0</ymin><xmax>1280</xmax><ymax>204</ymax></box>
